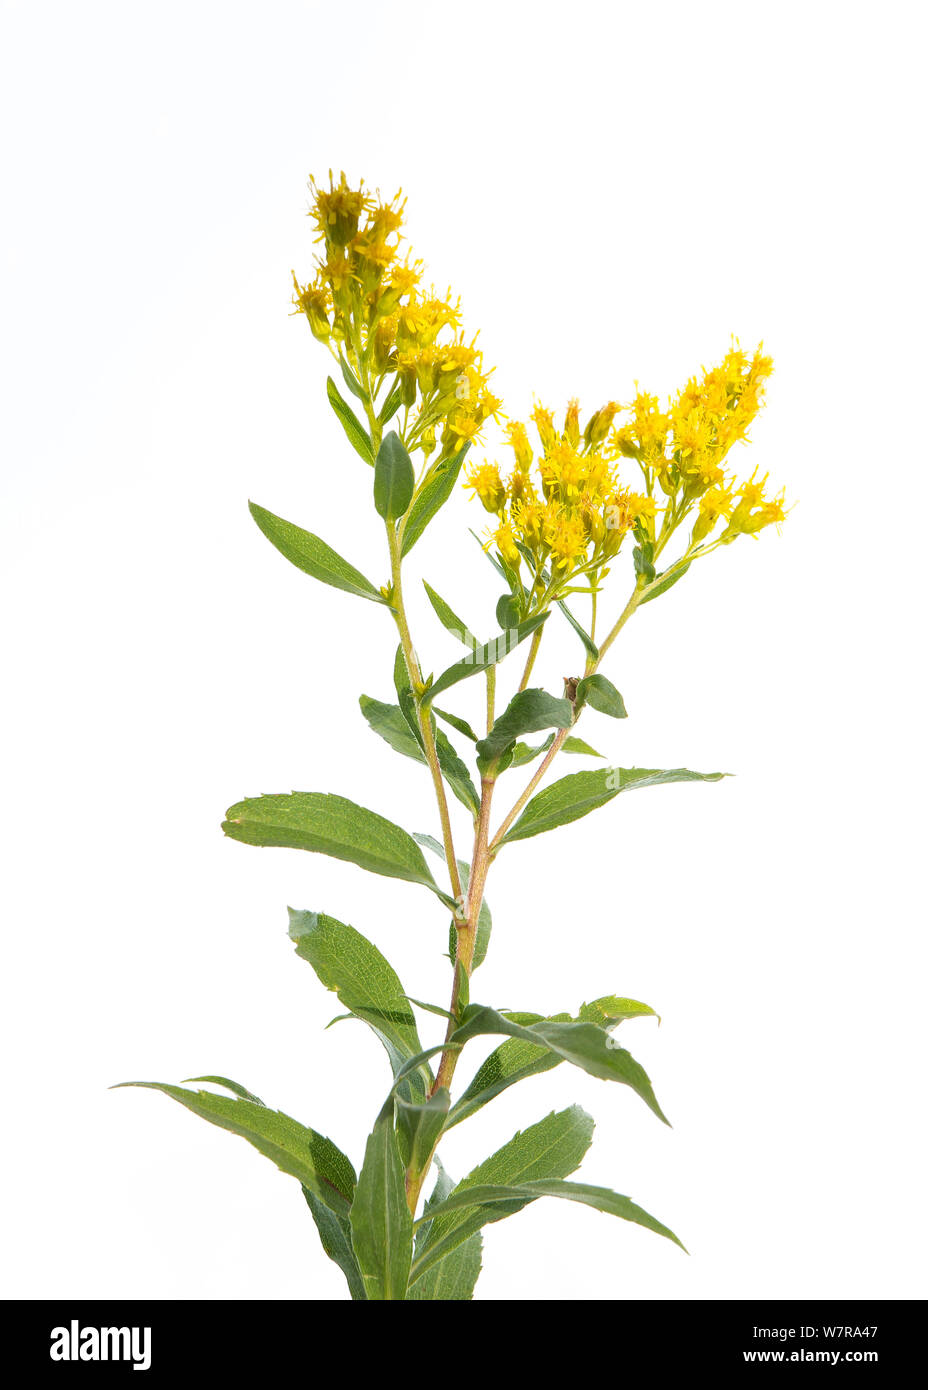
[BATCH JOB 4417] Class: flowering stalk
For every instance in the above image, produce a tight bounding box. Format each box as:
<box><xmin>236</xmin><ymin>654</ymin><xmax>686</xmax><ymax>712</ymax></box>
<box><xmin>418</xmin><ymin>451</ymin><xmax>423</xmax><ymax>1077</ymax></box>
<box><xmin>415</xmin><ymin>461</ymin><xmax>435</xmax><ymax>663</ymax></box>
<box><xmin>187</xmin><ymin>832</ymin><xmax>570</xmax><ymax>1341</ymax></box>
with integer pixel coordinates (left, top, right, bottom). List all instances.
<box><xmin>120</xmin><ymin>172</ymin><xmax>789</xmax><ymax>1301</ymax></box>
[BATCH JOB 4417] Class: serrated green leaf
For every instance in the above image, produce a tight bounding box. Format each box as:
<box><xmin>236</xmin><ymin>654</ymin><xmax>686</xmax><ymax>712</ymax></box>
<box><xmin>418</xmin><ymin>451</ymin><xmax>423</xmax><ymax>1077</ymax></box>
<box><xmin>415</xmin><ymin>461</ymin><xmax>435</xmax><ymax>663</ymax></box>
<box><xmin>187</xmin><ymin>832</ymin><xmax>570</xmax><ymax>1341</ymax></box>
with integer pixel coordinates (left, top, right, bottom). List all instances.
<box><xmin>248</xmin><ymin>502</ymin><xmax>386</xmax><ymax>604</ymax></box>
<box><xmin>288</xmin><ymin>910</ymin><xmax>428</xmax><ymax>1098</ymax></box>
<box><xmin>116</xmin><ymin>1082</ymin><xmax>355</xmax><ymax>1214</ymax></box>
<box><xmin>412</xmin><ymin>1179</ymin><xmax>685</xmax><ymax>1270</ymax></box>
<box><xmin>327</xmin><ymin>376</ymin><xmax>374</xmax><ymax>463</ymax></box>
<box><xmin>423</xmin><ymin>612</ymin><xmax>549</xmax><ymax>705</ymax></box>
<box><xmin>350</xmin><ymin>1102</ymin><xmax>413</xmax><ymax>1301</ymax></box>
<box><xmin>475</xmin><ymin>688</ymin><xmax>573</xmax><ymax>767</ymax></box>
<box><xmin>374</xmin><ymin>431</ymin><xmax>415</xmax><ymax>521</ymax></box>
<box><xmin>423</xmin><ymin>580</ymin><xmax>476</xmax><ymax>646</ymax></box>
<box><xmin>303</xmin><ymin>1188</ymin><xmax>367</xmax><ymax>1300</ymax></box>
<box><xmin>499</xmin><ymin>766</ymin><xmax>726</xmax><ymax>844</ymax></box>
<box><xmin>575</xmin><ymin>674</ymin><xmax>627</xmax><ymax>719</ymax></box>
<box><xmin>181</xmin><ymin>1075</ymin><xmax>266</xmax><ymax>1106</ymax></box>
<box><xmin>222</xmin><ymin>792</ymin><xmax>446</xmax><ymax>899</ymax></box>
<box><xmin>401</xmin><ymin>446</ymin><xmax>469</xmax><ymax>556</ymax></box>
<box><xmin>450</xmin><ymin>1005</ymin><xmax>669</xmax><ymax>1124</ymax></box>
<box><xmin>413</xmin><ymin>1106</ymin><xmax>594</xmax><ymax>1278</ymax></box>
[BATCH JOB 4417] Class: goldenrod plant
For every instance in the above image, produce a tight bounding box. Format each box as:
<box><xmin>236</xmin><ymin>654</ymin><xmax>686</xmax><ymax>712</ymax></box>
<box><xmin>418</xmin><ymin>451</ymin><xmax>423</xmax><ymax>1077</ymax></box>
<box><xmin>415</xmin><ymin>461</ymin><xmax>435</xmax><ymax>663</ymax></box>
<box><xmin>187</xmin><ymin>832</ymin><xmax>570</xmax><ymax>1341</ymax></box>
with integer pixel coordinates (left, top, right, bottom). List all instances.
<box><xmin>119</xmin><ymin>172</ymin><xmax>787</xmax><ymax>1301</ymax></box>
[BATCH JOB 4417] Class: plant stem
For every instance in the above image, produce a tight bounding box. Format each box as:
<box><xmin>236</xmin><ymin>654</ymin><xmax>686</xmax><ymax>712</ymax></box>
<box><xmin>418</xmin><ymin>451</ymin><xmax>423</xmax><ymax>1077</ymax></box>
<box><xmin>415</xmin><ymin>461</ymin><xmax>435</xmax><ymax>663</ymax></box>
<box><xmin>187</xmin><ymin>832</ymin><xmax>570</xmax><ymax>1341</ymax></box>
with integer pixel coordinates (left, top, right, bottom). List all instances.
<box><xmin>386</xmin><ymin>523</ymin><xmax>464</xmax><ymax>907</ymax></box>
<box><xmin>517</xmin><ymin>628</ymin><xmax>543</xmax><ymax>691</ymax></box>
<box><xmin>405</xmin><ymin>776</ymin><xmax>495</xmax><ymax>1213</ymax></box>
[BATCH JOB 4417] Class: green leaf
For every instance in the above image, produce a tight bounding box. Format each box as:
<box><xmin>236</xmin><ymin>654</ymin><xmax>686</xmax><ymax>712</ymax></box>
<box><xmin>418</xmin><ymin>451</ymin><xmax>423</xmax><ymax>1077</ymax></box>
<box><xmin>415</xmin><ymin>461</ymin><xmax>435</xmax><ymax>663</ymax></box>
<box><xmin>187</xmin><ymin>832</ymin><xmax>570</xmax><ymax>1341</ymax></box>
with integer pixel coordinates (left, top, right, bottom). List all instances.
<box><xmin>288</xmin><ymin>910</ymin><xmax>428</xmax><ymax>1097</ymax></box>
<box><xmin>401</xmin><ymin>446</ymin><xmax>469</xmax><ymax>556</ymax></box>
<box><xmin>578</xmin><ymin>995</ymin><xmax>660</xmax><ymax>1026</ymax></box>
<box><xmin>396</xmin><ymin>1087</ymin><xmax>450</xmax><ymax>1172</ymax></box>
<box><xmin>412</xmin><ymin>1106</ymin><xmax>594</xmax><ymax>1281</ymax></box>
<box><xmin>557</xmin><ymin>598</ymin><xmax>599</xmax><ymax>658</ymax></box>
<box><xmin>445</xmin><ymin>1024</ymin><xmax>569</xmax><ymax>1130</ymax></box>
<box><xmin>181</xmin><ymin>1075</ymin><xmax>265</xmax><ymax>1105</ymax></box>
<box><xmin>423</xmin><ymin>580</ymin><xmax>476</xmax><ymax>646</ymax></box>
<box><xmin>412</xmin><ymin>1179</ymin><xmax>685</xmax><ymax>1263</ymax></box>
<box><xmin>248</xmin><ymin>502</ymin><xmax>386</xmax><ymax>604</ymax></box>
<box><xmin>450</xmin><ymin>1006</ymin><xmax>669</xmax><ymax>1123</ymax></box>
<box><xmin>575</xmin><ymin>674</ymin><xmax>628</xmax><ymax>719</ymax></box>
<box><xmin>641</xmin><ymin>560</ymin><xmax>691</xmax><ymax>604</ymax></box>
<box><xmin>222</xmin><ymin>792</ymin><xmax>446</xmax><ymax>900</ymax></box>
<box><xmin>350</xmin><ymin>1103</ymin><xmax>413</xmax><ymax>1301</ymax></box>
<box><xmin>496</xmin><ymin>593</ymin><xmax>521</xmax><ymax>629</ymax></box>
<box><xmin>116</xmin><ymin>1082</ymin><xmax>355</xmax><ymax>1214</ymax></box>
<box><xmin>378</xmin><ymin>378</ymin><xmax>404</xmax><ymax>425</ymax></box>
<box><xmin>337</xmin><ymin>354</ymin><xmax>368</xmax><ymax>403</ymax></box>
<box><xmin>374</xmin><ymin>431</ymin><xmax>415</xmax><ymax>521</ymax></box>
<box><xmin>499</xmin><ymin>766</ymin><xmax>726</xmax><ymax>844</ymax></box>
<box><xmin>408</xmin><ymin>1162</ymin><xmax>482</xmax><ymax>1301</ymax></box>
<box><xmin>359</xmin><ymin>696</ymin><xmax>425</xmax><ymax>763</ymax></box>
<box><xmin>303</xmin><ymin>1188</ymin><xmax>367</xmax><ymax>1300</ymax></box>
<box><xmin>475</xmin><ymin>688</ymin><xmax>573</xmax><ymax>766</ymax></box>
<box><xmin>563</xmin><ymin>736</ymin><xmax>604</xmax><ymax>757</ymax></box>
<box><xmin>433</xmin><ymin>707</ymin><xmax>479</xmax><ymax>743</ymax></box>
<box><xmin>415</xmin><ymin>833</ymin><xmax>492</xmax><ymax>970</ymax></box>
<box><xmin>423</xmin><ymin>612</ymin><xmax>549</xmax><ymax>705</ymax></box>
<box><xmin>326</xmin><ymin>376</ymin><xmax>374</xmax><ymax>464</ymax></box>
<box><xmin>435</xmin><ymin>728</ymin><xmax>481</xmax><ymax>816</ymax></box>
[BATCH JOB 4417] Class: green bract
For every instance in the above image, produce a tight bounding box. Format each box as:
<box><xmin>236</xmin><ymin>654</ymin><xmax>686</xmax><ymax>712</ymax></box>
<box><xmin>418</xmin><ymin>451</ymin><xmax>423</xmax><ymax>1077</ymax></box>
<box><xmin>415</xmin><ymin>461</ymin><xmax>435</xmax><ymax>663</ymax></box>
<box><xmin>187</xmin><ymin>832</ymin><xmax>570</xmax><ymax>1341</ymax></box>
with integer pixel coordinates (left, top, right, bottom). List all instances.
<box><xmin>118</xmin><ymin>169</ymin><xmax>783</xmax><ymax>1301</ymax></box>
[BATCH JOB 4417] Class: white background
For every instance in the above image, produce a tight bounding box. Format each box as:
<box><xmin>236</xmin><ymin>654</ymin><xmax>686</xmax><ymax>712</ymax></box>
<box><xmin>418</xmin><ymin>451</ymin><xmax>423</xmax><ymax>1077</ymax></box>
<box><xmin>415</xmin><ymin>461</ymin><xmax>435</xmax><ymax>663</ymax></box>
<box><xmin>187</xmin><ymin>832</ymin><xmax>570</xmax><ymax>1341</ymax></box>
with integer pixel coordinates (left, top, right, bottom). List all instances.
<box><xmin>2</xmin><ymin>0</ymin><xmax>925</xmax><ymax>1301</ymax></box>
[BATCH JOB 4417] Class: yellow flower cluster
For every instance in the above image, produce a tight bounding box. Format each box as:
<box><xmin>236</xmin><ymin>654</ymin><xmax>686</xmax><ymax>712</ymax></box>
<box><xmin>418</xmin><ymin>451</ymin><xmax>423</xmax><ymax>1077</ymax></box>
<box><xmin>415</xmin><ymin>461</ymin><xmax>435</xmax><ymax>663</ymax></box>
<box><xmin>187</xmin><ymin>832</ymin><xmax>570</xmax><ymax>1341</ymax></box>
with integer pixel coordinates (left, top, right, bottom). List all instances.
<box><xmin>612</xmin><ymin>344</ymin><xmax>786</xmax><ymax>545</ymax></box>
<box><xmin>291</xmin><ymin>171</ymin><xmax>500</xmax><ymax>457</ymax></box>
<box><xmin>465</xmin><ymin>405</ymin><xmax>654</xmax><ymax>583</ymax></box>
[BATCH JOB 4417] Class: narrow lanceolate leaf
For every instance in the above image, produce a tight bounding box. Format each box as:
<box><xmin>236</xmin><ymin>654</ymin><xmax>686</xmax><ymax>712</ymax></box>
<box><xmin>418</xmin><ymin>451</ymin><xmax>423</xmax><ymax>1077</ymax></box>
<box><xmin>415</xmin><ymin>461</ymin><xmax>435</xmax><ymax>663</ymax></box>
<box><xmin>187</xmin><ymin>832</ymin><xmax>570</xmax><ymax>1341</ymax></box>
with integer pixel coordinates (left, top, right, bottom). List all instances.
<box><xmin>435</xmin><ymin>729</ymin><xmax>480</xmax><ymax>816</ymax></box>
<box><xmin>413</xmin><ymin>1180</ymin><xmax>685</xmax><ymax>1263</ymax></box>
<box><xmin>181</xmin><ymin>1075</ymin><xmax>266</xmax><ymax>1105</ymax></box>
<box><xmin>378</xmin><ymin>377</ymin><xmax>404</xmax><ymax>425</ymax></box>
<box><xmin>499</xmin><ymin>766</ymin><xmax>726</xmax><ymax>844</ymax></box>
<box><xmin>640</xmin><ymin>560</ymin><xmax>691</xmax><ymax>604</ymax></box>
<box><xmin>433</xmin><ymin>707</ymin><xmax>479</xmax><ymax>742</ymax></box>
<box><xmin>408</xmin><ymin>1161</ymin><xmax>482</xmax><ymax>1301</ymax></box>
<box><xmin>475</xmin><ymin>688</ymin><xmax>573</xmax><ymax>766</ymax></box>
<box><xmin>359</xmin><ymin>696</ymin><xmax>425</xmax><ymax>763</ymax></box>
<box><xmin>350</xmin><ymin>1103</ymin><xmax>414</xmax><ymax>1301</ymax></box>
<box><xmin>248</xmin><ymin>502</ymin><xmax>387</xmax><ymax>604</ymax></box>
<box><xmin>401</xmin><ymin>445</ymin><xmax>469</xmax><ymax>556</ymax></box>
<box><xmin>557</xmin><ymin>598</ymin><xmax>600</xmax><ymax>658</ymax></box>
<box><xmin>423</xmin><ymin>580</ymin><xmax>476</xmax><ymax>646</ymax></box>
<box><xmin>222</xmin><ymin>792</ymin><xmax>445</xmax><ymax>899</ymax></box>
<box><xmin>423</xmin><ymin>611</ymin><xmax>549</xmax><ymax>705</ymax></box>
<box><xmin>303</xmin><ymin>1188</ymin><xmax>367</xmax><ymax>1301</ymax></box>
<box><xmin>396</xmin><ymin>1087</ymin><xmax>450</xmax><ymax>1173</ymax></box>
<box><xmin>327</xmin><ymin>375</ymin><xmax>374</xmax><ymax>463</ymax></box>
<box><xmin>445</xmin><ymin>1022</ymin><xmax>569</xmax><ymax>1130</ymax></box>
<box><xmin>450</xmin><ymin>1006</ymin><xmax>669</xmax><ymax>1124</ymax></box>
<box><xmin>288</xmin><ymin>910</ymin><xmax>428</xmax><ymax>1098</ymax></box>
<box><xmin>411</xmin><ymin>1106</ymin><xmax>594</xmax><ymax>1283</ymax></box>
<box><xmin>116</xmin><ymin>1083</ymin><xmax>355</xmax><ymax>1214</ymax></box>
<box><xmin>359</xmin><ymin>698</ymin><xmax>478</xmax><ymax>815</ymax></box>
<box><xmin>373</xmin><ymin>431</ymin><xmax>415</xmax><ymax>521</ymax></box>
<box><xmin>575</xmin><ymin>674</ymin><xmax>628</xmax><ymax>719</ymax></box>
<box><xmin>508</xmin><ymin>733</ymin><xmax>603</xmax><ymax>769</ymax></box>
